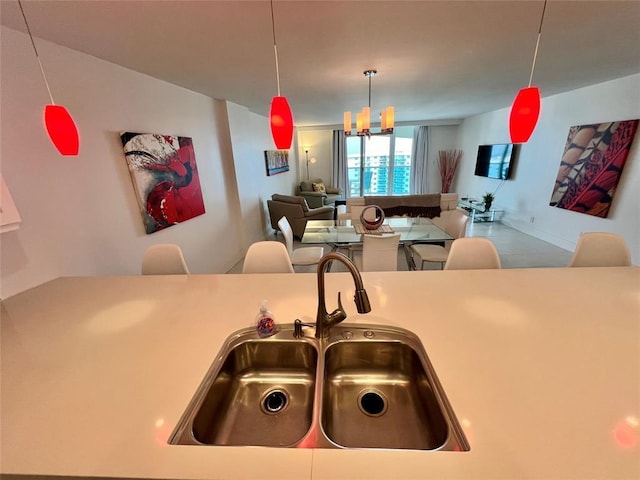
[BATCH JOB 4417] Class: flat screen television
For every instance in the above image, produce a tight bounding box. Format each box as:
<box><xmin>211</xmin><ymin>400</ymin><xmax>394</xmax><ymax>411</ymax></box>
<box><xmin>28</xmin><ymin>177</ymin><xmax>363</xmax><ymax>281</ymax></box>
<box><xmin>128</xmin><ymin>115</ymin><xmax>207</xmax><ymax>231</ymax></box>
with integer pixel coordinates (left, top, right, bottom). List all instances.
<box><xmin>474</xmin><ymin>143</ymin><xmax>519</xmax><ymax>180</ymax></box>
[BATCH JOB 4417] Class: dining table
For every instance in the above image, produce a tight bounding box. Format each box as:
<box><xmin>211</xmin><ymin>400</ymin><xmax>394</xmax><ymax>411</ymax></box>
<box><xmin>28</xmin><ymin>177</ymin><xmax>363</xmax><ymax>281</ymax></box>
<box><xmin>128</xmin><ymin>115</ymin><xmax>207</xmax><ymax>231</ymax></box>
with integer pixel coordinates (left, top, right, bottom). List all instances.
<box><xmin>301</xmin><ymin>217</ymin><xmax>453</xmax><ymax>270</ymax></box>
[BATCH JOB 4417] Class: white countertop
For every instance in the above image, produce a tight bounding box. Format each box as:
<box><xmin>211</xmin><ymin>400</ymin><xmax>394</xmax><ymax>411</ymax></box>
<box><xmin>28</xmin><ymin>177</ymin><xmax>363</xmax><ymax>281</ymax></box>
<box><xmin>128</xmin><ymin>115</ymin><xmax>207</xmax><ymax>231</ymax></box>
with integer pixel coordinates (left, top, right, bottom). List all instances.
<box><xmin>1</xmin><ymin>268</ymin><xmax>639</xmax><ymax>479</ymax></box>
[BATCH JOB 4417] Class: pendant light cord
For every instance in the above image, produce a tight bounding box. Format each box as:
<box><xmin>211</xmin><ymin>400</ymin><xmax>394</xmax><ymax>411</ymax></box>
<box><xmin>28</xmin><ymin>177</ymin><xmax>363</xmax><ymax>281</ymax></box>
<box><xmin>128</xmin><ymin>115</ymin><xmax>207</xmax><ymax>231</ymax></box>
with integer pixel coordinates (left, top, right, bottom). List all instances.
<box><xmin>270</xmin><ymin>0</ymin><xmax>281</xmax><ymax>96</ymax></box>
<box><xmin>18</xmin><ymin>0</ymin><xmax>55</xmax><ymax>104</ymax></box>
<box><xmin>527</xmin><ymin>0</ymin><xmax>547</xmax><ymax>87</ymax></box>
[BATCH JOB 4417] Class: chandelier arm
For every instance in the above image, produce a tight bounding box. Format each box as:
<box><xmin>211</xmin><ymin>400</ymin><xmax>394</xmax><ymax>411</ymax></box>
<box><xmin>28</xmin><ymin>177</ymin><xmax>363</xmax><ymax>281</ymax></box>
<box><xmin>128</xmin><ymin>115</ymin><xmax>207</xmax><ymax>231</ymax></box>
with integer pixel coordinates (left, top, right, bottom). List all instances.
<box><xmin>18</xmin><ymin>0</ymin><xmax>55</xmax><ymax>104</ymax></box>
<box><xmin>528</xmin><ymin>0</ymin><xmax>547</xmax><ymax>88</ymax></box>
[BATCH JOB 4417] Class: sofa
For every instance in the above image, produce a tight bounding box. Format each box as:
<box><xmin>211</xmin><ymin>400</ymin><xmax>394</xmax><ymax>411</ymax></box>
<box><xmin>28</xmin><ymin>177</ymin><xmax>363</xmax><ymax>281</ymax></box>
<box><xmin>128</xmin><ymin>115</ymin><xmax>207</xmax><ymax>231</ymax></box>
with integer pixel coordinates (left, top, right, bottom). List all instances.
<box><xmin>337</xmin><ymin>193</ymin><xmax>460</xmax><ymax>229</ymax></box>
<box><xmin>267</xmin><ymin>194</ymin><xmax>334</xmax><ymax>239</ymax></box>
<box><xmin>295</xmin><ymin>179</ymin><xmax>342</xmax><ymax>208</ymax></box>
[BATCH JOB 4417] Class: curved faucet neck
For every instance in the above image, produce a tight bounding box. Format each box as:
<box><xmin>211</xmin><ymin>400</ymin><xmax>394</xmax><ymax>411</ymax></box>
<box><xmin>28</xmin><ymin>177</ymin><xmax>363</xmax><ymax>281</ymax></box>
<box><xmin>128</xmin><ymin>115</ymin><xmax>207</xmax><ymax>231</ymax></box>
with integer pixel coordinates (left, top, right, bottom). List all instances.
<box><xmin>315</xmin><ymin>252</ymin><xmax>371</xmax><ymax>339</ymax></box>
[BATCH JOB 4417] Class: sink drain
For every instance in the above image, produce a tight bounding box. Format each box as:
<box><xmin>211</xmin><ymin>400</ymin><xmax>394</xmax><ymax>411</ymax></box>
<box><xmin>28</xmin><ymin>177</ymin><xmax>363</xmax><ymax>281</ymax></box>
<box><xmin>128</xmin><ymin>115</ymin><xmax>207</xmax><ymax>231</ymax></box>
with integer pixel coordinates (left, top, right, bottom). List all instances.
<box><xmin>358</xmin><ymin>389</ymin><xmax>387</xmax><ymax>417</ymax></box>
<box><xmin>260</xmin><ymin>389</ymin><xmax>289</xmax><ymax>415</ymax></box>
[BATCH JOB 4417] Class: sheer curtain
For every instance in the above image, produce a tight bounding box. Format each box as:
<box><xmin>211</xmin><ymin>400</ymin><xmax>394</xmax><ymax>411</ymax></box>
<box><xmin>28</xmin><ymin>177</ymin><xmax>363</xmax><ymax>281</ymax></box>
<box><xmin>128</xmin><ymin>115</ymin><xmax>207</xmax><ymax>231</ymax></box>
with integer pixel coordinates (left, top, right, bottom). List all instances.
<box><xmin>332</xmin><ymin>130</ymin><xmax>348</xmax><ymax>196</ymax></box>
<box><xmin>410</xmin><ymin>126</ymin><xmax>430</xmax><ymax>194</ymax></box>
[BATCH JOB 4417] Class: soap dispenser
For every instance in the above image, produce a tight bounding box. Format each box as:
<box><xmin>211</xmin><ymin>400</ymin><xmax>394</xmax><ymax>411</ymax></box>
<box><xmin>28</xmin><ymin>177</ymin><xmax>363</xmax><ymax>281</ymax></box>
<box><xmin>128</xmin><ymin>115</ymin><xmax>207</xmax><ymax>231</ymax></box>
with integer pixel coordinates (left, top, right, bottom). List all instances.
<box><xmin>255</xmin><ymin>300</ymin><xmax>277</xmax><ymax>338</ymax></box>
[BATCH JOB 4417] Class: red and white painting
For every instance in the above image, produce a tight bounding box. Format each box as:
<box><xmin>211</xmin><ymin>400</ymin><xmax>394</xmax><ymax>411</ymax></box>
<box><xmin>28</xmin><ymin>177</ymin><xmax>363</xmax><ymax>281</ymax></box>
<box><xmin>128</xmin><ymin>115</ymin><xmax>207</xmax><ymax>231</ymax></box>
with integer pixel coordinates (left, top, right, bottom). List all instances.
<box><xmin>549</xmin><ymin>120</ymin><xmax>638</xmax><ymax>218</ymax></box>
<box><xmin>121</xmin><ymin>132</ymin><xmax>205</xmax><ymax>234</ymax></box>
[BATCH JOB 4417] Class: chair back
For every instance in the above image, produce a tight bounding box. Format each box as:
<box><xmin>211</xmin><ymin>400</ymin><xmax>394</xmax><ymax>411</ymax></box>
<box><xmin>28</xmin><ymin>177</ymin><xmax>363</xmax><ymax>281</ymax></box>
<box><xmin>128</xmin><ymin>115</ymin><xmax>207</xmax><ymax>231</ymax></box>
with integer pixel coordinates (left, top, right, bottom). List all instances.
<box><xmin>350</xmin><ymin>205</ymin><xmax>376</xmax><ymax>222</ymax></box>
<box><xmin>242</xmin><ymin>241</ymin><xmax>295</xmax><ymax>273</ymax></box>
<box><xmin>141</xmin><ymin>244</ymin><xmax>190</xmax><ymax>275</ymax></box>
<box><xmin>568</xmin><ymin>232</ymin><xmax>632</xmax><ymax>267</ymax></box>
<box><xmin>444</xmin><ymin>238</ymin><xmax>501</xmax><ymax>270</ymax></box>
<box><xmin>277</xmin><ymin>216</ymin><xmax>295</xmax><ymax>257</ymax></box>
<box><xmin>362</xmin><ymin>234</ymin><xmax>401</xmax><ymax>272</ymax></box>
<box><xmin>446</xmin><ymin>210</ymin><xmax>470</xmax><ymax>239</ymax></box>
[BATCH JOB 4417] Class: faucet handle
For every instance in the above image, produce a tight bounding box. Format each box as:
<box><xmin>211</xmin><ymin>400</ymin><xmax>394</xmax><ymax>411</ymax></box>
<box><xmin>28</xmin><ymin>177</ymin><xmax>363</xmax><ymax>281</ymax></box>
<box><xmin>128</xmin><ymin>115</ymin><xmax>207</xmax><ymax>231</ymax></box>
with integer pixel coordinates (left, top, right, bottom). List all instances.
<box><xmin>337</xmin><ymin>291</ymin><xmax>343</xmax><ymax>312</ymax></box>
<box><xmin>328</xmin><ymin>292</ymin><xmax>347</xmax><ymax>324</ymax></box>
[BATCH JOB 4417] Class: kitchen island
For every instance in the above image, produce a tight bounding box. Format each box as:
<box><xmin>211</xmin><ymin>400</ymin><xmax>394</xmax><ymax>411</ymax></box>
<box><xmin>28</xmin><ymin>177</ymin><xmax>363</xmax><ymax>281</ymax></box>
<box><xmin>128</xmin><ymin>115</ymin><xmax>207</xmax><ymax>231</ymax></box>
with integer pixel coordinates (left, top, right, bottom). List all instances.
<box><xmin>1</xmin><ymin>267</ymin><xmax>639</xmax><ymax>479</ymax></box>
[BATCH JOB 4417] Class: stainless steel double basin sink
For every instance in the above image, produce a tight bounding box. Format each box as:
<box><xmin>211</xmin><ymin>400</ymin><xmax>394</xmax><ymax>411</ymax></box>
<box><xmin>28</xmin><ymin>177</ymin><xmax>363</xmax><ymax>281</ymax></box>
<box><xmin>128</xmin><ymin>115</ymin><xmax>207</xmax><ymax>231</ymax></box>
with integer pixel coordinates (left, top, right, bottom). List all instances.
<box><xmin>169</xmin><ymin>323</ymin><xmax>469</xmax><ymax>451</ymax></box>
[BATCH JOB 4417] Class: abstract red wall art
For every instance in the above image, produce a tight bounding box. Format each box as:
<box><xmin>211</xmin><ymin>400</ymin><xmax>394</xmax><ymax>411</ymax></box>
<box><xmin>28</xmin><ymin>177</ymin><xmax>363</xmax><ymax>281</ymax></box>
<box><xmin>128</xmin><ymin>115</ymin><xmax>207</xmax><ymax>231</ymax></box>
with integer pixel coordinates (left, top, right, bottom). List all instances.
<box><xmin>549</xmin><ymin>120</ymin><xmax>638</xmax><ymax>218</ymax></box>
<box><xmin>121</xmin><ymin>132</ymin><xmax>205</xmax><ymax>234</ymax></box>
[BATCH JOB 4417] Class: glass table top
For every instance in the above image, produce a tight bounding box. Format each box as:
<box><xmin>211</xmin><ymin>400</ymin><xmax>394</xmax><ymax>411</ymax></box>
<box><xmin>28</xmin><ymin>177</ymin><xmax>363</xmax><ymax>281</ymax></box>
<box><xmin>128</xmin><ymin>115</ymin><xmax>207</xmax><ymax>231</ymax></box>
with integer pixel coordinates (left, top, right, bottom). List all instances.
<box><xmin>301</xmin><ymin>217</ymin><xmax>453</xmax><ymax>245</ymax></box>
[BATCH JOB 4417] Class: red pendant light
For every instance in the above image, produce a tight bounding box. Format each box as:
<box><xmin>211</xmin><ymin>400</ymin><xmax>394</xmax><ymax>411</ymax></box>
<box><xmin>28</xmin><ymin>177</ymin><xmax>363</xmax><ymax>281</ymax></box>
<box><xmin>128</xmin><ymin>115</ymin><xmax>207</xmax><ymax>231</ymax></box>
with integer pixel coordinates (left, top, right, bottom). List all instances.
<box><xmin>268</xmin><ymin>0</ymin><xmax>294</xmax><ymax>150</ymax></box>
<box><xmin>270</xmin><ymin>96</ymin><xmax>293</xmax><ymax>150</ymax></box>
<box><xmin>509</xmin><ymin>0</ymin><xmax>547</xmax><ymax>144</ymax></box>
<box><xmin>44</xmin><ymin>105</ymin><xmax>80</xmax><ymax>156</ymax></box>
<box><xmin>509</xmin><ymin>87</ymin><xmax>541</xmax><ymax>143</ymax></box>
<box><xmin>19</xmin><ymin>0</ymin><xmax>80</xmax><ymax>156</ymax></box>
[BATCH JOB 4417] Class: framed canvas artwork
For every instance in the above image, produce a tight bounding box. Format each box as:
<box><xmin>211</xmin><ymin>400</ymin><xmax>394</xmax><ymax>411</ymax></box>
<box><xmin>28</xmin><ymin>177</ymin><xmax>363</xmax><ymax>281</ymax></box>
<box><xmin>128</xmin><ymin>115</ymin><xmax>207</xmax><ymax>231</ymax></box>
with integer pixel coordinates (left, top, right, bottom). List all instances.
<box><xmin>264</xmin><ymin>150</ymin><xmax>290</xmax><ymax>176</ymax></box>
<box><xmin>549</xmin><ymin>120</ymin><xmax>638</xmax><ymax>218</ymax></box>
<box><xmin>121</xmin><ymin>132</ymin><xmax>206</xmax><ymax>234</ymax></box>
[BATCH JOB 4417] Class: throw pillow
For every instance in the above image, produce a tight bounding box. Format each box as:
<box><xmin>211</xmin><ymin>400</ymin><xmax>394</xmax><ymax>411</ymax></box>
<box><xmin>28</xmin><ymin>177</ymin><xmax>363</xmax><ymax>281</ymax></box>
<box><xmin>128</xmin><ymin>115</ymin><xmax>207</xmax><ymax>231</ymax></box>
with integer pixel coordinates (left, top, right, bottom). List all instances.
<box><xmin>312</xmin><ymin>182</ymin><xmax>326</xmax><ymax>193</ymax></box>
<box><xmin>299</xmin><ymin>180</ymin><xmax>313</xmax><ymax>192</ymax></box>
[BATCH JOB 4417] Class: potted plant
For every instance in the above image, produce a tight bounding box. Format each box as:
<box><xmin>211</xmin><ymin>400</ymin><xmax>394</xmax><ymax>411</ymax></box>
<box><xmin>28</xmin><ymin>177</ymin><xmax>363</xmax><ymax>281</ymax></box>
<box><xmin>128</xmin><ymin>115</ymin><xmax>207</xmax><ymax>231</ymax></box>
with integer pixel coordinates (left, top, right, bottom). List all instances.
<box><xmin>482</xmin><ymin>192</ymin><xmax>494</xmax><ymax>211</ymax></box>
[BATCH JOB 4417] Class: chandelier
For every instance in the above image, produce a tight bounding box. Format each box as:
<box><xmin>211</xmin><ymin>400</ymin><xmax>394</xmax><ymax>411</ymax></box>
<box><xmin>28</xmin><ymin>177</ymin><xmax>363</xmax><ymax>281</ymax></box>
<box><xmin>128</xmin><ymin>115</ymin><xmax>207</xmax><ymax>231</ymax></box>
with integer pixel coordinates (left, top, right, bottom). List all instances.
<box><xmin>344</xmin><ymin>70</ymin><xmax>394</xmax><ymax>137</ymax></box>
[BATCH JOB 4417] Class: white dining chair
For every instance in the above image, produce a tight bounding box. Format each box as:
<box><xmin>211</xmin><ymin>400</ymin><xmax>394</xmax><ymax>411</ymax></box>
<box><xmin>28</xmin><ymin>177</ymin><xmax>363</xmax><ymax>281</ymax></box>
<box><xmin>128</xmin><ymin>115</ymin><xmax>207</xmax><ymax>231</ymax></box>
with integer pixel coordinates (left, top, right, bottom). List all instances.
<box><xmin>410</xmin><ymin>209</ymin><xmax>469</xmax><ymax>270</ymax></box>
<box><xmin>278</xmin><ymin>216</ymin><xmax>324</xmax><ymax>268</ymax></box>
<box><xmin>361</xmin><ymin>233</ymin><xmax>401</xmax><ymax>272</ymax></box>
<box><xmin>242</xmin><ymin>241</ymin><xmax>295</xmax><ymax>273</ymax></box>
<box><xmin>568</xmin><ymin>232</ymin><xmax>632</xmax><ymax>267</ymax></box>
<box><xmin>443</xmin><ymin>237</ymin><xmax>502</xmax><ymax>270</ymax></box>
<box><xmin>141</xmin><ymin>243</ymin><xmax>190</xmax><ymax>275</ymax></box>
<box><xmin>344</xmin><ymin>205</ymin><xmax>378</xmax><ymax>259</ymax></box>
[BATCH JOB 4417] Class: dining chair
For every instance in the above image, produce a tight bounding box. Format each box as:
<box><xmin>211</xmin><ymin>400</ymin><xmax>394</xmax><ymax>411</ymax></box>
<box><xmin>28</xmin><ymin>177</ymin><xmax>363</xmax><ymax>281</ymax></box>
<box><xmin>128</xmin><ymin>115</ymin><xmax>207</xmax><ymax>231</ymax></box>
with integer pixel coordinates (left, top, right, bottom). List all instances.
<box><xmin>361</xmin><ymin>233</ymin><xmax>401</xmax><ymax>272</ymax></box>
<box><xmin>141</xmin><ymin>243</ymin><xmax>190</xmax><ymax>275</ymax></box>
<box><xmin>344</xmin><ymin>205</ymin><xmax>377</xmax><ymax>259</ymax></box>
<box><xmin>242</xmin><ymin>241</ymin><xmax>295</xmax><ymax>273</ymax></box>
<box><xmin>410</xmin><ymin>209</ymin><xmax>469</xmax><ymax>270</ymax></box>
<box><xmin>277</xmin><ymin>216</ymin><xmax>325</xmax><ymax>268</ymax></box>
<box><xmin>568</xmin><ymin>232</ymin><xmax>632</xmax><ymax>267</ymax></box>
<box><xmin>443</xmin><ymin>237</ymin><xmax>502</xmax><ymax>270</ymax></box>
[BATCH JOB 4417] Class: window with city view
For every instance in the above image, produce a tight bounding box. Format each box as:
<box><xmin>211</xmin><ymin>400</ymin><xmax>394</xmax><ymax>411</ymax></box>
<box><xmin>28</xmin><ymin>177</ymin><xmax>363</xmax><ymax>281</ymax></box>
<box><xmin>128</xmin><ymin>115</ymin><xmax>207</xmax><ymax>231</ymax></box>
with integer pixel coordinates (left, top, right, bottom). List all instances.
<box><xmin>346</xmin><ymin>127</ymin><xmax>414</xmax><ymax>197</ymax></box>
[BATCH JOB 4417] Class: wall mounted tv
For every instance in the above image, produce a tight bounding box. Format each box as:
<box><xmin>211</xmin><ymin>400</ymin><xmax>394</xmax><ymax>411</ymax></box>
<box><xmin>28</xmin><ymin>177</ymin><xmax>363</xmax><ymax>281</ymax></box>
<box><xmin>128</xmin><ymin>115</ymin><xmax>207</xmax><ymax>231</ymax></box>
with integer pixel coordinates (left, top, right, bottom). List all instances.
<box><xmin>474</xmin><ymin>143</ymin><xmax>519</xmax><ymax>180</ymax></box>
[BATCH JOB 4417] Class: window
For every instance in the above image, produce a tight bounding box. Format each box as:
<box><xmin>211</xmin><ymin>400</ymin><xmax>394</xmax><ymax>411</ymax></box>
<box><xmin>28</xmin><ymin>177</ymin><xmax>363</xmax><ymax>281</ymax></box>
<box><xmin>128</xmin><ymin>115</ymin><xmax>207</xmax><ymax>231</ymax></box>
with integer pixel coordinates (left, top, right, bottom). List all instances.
<box><xmin>346</xmin><ymin>127</ymin><xmax>413</xmax><ymax>197</ymax></box>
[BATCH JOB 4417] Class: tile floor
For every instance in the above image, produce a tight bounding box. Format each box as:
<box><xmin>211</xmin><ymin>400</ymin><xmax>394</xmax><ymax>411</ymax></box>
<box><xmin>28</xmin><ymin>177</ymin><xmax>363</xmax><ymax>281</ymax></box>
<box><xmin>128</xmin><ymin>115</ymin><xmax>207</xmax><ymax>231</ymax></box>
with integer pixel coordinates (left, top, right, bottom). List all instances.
<box><xmin>228</xmin><ymin>221</ymin><xmax>574</xmax><ymax>273</ymax></box>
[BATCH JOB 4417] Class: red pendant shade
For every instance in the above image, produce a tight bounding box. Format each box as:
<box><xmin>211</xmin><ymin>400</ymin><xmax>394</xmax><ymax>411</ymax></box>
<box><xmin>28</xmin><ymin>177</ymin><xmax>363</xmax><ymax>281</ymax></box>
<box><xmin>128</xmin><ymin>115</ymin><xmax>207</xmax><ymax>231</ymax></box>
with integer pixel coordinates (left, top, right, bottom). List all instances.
<box><xmin>44</xmin><ymin>105</ymin><xmax>79</xmax><ymax>156</ymax></box>
<box><xmin>270</xmin><ymin>96</ymin><xmax>293</xmax><ymax>150</ymax></box>
<box><xmin>509</xmin><ymin>86</ymin><xmax>541</xmax><ymax>144</ymax></box>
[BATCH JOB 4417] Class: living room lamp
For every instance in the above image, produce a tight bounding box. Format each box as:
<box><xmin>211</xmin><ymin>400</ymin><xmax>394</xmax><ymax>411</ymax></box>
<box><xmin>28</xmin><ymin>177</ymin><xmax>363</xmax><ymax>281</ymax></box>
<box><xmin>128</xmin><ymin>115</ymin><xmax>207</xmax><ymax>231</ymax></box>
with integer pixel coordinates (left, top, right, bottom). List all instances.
<box><xmin>344</xmin><ymin>70</ymin><xmax>394</xmax><ymax>137</ymax></box>
<box><xmin>268</xmin><ymin>0</ymin><xmax>294</xmax><ymax>150</ymax></box>
<box><xmin>18</xmin><ymin>0</ymin><xmax>79</xmax><ymax>156</ymax></box>
<box><xmin>304</xmin><ymin>150</ymin><xmax>317</xmax><ymax>181</ymax></box>
<box><xmin>509</xmin><ymin>0</ymin><xmax>547</xmax><ymax>144</ymax></box>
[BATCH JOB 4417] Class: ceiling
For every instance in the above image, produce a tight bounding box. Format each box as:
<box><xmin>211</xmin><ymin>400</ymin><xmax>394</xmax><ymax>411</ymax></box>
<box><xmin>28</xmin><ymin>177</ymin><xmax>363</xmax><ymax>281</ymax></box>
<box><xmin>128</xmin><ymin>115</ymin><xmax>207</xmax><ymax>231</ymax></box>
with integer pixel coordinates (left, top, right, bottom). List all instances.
<box><xmin>2</xmin><ymin>0</ymin><xmax>639</xmax><ymax>128</ymax></box>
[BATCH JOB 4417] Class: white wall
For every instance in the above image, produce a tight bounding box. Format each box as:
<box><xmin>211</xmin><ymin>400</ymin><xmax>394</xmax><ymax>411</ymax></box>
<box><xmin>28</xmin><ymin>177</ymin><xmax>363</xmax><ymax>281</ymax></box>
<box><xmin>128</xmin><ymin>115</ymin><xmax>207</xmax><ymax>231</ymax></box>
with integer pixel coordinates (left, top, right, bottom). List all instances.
<box><xmin>0</xmin><ymin>27</ymin><xmax>281</xmax><ymax>299</ymax></box>
<box><xmin>226</xmin><ymin>102</ymin><xmax>300</xmax><ymax>242</ymax></box>
<box><xmin>427</xmin><ymin>125</ymin><xmax>460</xmax><ymax>193</ymax></box>
<box><xmin>456</xmin><ymin>74</ymin><xmax>640</xmax><ymax>262</ymax></box>
<box><xmin>297</xmin><ymin>130</ymin><xmax>334</xmax><ymax>184</ymax></box>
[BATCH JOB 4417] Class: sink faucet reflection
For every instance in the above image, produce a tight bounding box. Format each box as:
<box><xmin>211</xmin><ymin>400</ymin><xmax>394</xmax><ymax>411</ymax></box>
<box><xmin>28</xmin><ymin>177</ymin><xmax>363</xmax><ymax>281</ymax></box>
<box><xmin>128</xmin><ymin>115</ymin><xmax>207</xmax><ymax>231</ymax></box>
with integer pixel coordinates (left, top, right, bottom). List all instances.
<box><xmin>315</xmin><ymin>252</ymin><xmax>371</xmax><ymax>339</ymax></box>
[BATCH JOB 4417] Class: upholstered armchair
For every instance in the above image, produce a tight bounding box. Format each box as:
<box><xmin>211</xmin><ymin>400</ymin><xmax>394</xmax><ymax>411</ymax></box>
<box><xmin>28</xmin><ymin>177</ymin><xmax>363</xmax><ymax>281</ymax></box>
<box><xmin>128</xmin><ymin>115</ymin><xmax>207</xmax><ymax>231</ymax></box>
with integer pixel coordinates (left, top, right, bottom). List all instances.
<box><xmin>267</xmin><ymin>194</ymin><xmax>334</xmax><ymax>239</ymax></box>
<box><xmin>295</xmin><ymin>179</ymin><xmax>342</xmax><ymax>208</ymax></box>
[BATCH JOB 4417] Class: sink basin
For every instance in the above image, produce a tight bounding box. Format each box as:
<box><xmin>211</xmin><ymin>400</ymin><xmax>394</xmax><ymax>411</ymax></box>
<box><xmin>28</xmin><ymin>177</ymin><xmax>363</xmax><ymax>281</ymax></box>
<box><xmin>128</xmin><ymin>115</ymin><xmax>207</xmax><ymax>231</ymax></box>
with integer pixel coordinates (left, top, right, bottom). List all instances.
<box><xmin>170</xmin><ymin>324</ymin><xmax>469</xmax><ymax>451</ymax></box>
<box><xmin>322</xmin><ymin>341</ymin><xmax>449</xmax><ymax>449</ymax></box>
<box><xmin>170</xmin><ymin>332</ymin><xmax>318</xmax><ymax>447</ymax></box>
